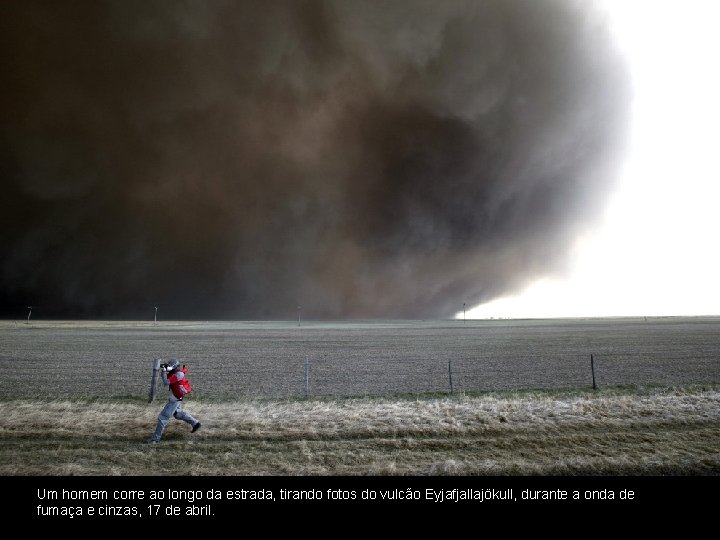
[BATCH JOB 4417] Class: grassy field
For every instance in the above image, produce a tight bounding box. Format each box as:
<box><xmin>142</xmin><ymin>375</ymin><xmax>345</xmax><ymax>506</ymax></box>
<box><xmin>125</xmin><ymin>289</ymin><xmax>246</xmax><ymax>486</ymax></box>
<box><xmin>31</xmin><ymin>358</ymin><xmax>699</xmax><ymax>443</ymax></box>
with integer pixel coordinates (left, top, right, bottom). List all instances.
<box><xmin>1</xmin><ymin>317</ymin><xmax>719</xmax><ymax>399</ymax></box>
<box><xmin>2</xmin><ymin>385</ymin><xmax>719</xmax><ymax>476</ymax></box>
<box><xmin>1</xmin><ymin>318</ymin><xmax>718</xmax><ymax>475</ymax></box>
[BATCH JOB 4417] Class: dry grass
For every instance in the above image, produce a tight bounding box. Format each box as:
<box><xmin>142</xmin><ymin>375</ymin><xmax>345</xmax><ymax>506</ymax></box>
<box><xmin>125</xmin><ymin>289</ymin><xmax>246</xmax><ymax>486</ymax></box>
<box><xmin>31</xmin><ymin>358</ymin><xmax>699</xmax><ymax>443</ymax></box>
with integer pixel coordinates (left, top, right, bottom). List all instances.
<box><xmin>2</xmin><ymin>385</ymin><xmax>719</xmax><ymax>476</ymax></box>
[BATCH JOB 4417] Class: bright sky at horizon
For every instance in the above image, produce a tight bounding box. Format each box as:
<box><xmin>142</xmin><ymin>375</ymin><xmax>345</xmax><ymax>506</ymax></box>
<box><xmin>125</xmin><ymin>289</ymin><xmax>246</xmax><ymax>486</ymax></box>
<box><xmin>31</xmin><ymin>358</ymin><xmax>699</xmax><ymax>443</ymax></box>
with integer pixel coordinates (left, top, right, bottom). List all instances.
<box><xmin>463</xmin><ymin>0</ymin><xmax>720</xmax><ymax>320</ymax></box>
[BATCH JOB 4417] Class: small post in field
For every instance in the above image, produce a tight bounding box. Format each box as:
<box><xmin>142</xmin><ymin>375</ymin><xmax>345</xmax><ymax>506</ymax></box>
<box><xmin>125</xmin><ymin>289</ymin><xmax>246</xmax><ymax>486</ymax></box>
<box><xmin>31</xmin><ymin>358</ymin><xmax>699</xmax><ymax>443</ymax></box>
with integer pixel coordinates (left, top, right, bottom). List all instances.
<box><xmin>448</xmin><ymin>359</ymin><xmax>454</xmax><ymax>394</ymax></box>
<box><xmin>590</xmin><ymin>354</ymin><xmax>597</xmax><ymax>390</ymax></box>
<box><xmin>304</xmin><ymin>356</ymin><xmax>309</xmax><ymax>399</ymax></box>
<box><xmin>26</xmin><ymin>306</ymin><xmax>32</xmax><ymax>324</ymax></box>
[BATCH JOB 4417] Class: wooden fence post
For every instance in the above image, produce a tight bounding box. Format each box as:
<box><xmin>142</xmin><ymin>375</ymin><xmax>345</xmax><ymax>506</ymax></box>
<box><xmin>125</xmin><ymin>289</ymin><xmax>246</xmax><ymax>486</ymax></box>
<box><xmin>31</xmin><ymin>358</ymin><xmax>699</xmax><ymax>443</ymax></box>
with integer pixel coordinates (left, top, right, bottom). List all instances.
<box><xmin>590</xmin><ymin>354</ymin><xmax>597</xmax><ymax>390</ymax></box>
<box><xmin>448</xmin><ymin>360</ymin><xmax>454</xmax><ymax>394</ymax></box>
<box><xmin>305</xmin><ymin>357</ymin><xmax>309</xmax><ymax>399</ymax></box>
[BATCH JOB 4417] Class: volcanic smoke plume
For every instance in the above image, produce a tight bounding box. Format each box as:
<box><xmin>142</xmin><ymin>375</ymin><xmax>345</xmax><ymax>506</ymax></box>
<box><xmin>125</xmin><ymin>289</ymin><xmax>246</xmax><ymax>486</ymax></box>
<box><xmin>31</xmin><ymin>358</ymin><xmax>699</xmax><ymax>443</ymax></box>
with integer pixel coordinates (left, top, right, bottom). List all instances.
<box><xmin>0</xmin><ymin>0</ymin><xmax>629</xmax><ymax>320</ymax></box>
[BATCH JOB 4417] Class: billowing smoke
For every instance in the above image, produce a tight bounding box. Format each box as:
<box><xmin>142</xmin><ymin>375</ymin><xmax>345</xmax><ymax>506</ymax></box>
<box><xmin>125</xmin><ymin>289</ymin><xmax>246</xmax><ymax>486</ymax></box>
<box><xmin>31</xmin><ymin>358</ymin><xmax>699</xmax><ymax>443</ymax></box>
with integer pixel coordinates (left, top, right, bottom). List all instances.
<box><xmin>0</xmin><ymin>0</ymin><xmax>629</xmax><ymax>320</ymax></box>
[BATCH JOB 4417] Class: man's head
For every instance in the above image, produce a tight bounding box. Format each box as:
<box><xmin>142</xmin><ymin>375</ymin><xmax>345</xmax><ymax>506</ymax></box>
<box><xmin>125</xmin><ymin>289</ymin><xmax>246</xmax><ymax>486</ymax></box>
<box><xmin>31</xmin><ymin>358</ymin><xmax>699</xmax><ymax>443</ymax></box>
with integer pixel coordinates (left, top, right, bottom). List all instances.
<box><xmin>165</xmin><ymin>358</ymin><xmax>180</xmax><ymax>372</ymax></box>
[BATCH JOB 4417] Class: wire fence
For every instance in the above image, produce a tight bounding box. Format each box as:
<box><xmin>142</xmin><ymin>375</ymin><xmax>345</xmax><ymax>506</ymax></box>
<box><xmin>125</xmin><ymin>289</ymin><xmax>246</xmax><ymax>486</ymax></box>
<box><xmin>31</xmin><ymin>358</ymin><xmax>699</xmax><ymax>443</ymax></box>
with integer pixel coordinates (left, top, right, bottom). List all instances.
<box><xmin>194</xmin><ymin>350</ymin><xmax>720</xmax><ymax>400</ymax></box>
<box><xmin>1</xmin><ymin>320</ymin><xmax>718</xmax><ymax>400</ymax></box>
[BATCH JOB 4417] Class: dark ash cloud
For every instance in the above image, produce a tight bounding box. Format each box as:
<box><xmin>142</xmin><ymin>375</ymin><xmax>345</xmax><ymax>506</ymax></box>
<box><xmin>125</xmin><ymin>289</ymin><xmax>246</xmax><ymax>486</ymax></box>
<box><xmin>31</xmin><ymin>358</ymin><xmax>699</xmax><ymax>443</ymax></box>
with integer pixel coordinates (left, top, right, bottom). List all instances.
<box><xmin>0</xmin><ymin>0</ymin><xmax>630</xmax><ymax>319</ymax></box>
